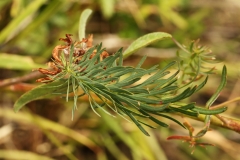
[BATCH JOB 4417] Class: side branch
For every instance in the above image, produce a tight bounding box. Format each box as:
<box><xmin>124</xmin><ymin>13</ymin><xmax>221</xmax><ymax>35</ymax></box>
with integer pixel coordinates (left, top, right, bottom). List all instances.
<box><xmin>178</xmin><ymin>113</ymin><xmax>240</xmax><ymax>134</ymax></box>
<box><xmin>0</xmin><ymin>71</ymin><xmax>42</xmax><ymax>88</ymax></box>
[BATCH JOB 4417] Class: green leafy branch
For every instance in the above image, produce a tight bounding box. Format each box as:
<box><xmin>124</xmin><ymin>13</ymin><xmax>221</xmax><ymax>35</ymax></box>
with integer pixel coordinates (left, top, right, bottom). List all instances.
<box><xmin>13</xmin><ymin>9</ymin><xmax>229</xmax><ymax>138</ymax></box>
<box><xmin>13</xmin><ymin>42</ymin><xmax>227</xmax><ymax>136</ymax></box>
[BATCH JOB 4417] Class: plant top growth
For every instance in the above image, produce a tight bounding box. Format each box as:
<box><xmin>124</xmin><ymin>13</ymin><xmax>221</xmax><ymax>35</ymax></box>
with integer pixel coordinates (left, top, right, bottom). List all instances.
<box><xmin>13</xmin><ymin>9</ymin><xmax>233</xmax><ymax>150</ymax></box>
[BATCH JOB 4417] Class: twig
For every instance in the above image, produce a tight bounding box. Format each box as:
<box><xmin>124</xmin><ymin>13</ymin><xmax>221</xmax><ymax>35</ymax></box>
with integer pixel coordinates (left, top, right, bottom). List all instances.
<box><xmin>211</xmin><ymin>97</ymin><xmax>240</xmax><ymax>110</ymax></box>
<box><xmin>178</xmin><ymin>113</ymin><xmax>240</xmax><ymax>134</ymax></box>
<box><xmin>0</xmin><ymin>71</ymin><xmax>42</xmax><ymax>88</ymax></box>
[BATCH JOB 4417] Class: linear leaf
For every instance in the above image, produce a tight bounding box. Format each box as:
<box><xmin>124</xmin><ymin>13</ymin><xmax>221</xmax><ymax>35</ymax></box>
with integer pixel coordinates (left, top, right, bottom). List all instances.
<box><xmin>123</xmin><ymin>32</ymin><xmax>172</xmax><ymax>59</ymax></box>
<box><xmin>124</xmin><ymin>94</ymin><xmax>160</xmax><ymax>104</ymax></box>
<box><xmin>192</xmin><ymin>106</ymin><xmax>228</xmax><ymax>115</ymax></box>
<box><xmin>195</xmin><ymin>76</ymin><xmax>208</xmax><ymax>92</ymax></box>
<box><xmin>126</xmin><ymin>88</ymin><xmax>149</xmax><ymax>94</ymax></box>
<box><xmin>155</xmin><ymin>113</ymin><xmax>186</xmax><ymax>129</ymax></box>
<box><xmin>136</xmin><ymin>55</ymin><xmax>147</xmax><ymax>68</ymax></box>
<box><xmin>140</xmin><ymin>103</ymin><xmax>168</xmax><ymax>112</ymax></box>
<box><xmin>124</xmin><ymin>111</ymin><xmax>150</xmax><ymax>136</ymax></box>
<box><xmin>162</xmin><ymin>87</ymin><xmax>191</xmax><ymax>104</ymax></box>
<box><xmin>179</xmin><ymin>103</ymin><xmax>195</xmax><ymax>110</ymax></box>
<box><xmin>206</xmin><ymin>65</ymin><xmax>227</xmax><ymax>108</ymax></box>
<box><xmin>79</xmin><ymin>9</ymin><xmax>92</xmax><ymax>40</ymax></box>
<box><xmin>114</xmin><ymin>78</ymin><xmax>141</xmax><ymax>88</ymax></box>
<box><xmin>137</xmin><ymin>86</ymin><xmax>178</xmax><ymax>97</ymax></box>
<box><xmin>136</xmin><ymin>71</ymin><xmax>170</xmax><ymax>87</ymax></box>
<box><xmin>139</xmin><ymin>109</ymin><xmax>169</xmax><ymax>127</ymax></box>
<box><xmin>14</xmin><ymin>80</ymin><xmax>68</xmax><ymax>112</ymax></box>
<box><xmin>137</xmin><ymin>120</ymin><xmax>157</xmax><ymax>129</ymax></box>
<box><xmin>169</xmin><ymin>106</ymin><xmax>198</xmax><ymax>117</ymax></box>
<box><xmin>119</xmin><ymin>107</ymin><xmax>148</xmax><ymax>118</ymax></box>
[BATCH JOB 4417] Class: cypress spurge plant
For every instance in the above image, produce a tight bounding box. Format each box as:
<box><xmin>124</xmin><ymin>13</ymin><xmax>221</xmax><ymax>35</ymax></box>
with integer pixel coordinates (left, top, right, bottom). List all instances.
<box><xmin>13</xmin><ymin>9</ymin><xmax>229</xmax><ymax>150</ymax></box>
<box><xmin>13</xmin><ymin>33</ymin><xmax>227</xmax><ymax>137</ymax></box>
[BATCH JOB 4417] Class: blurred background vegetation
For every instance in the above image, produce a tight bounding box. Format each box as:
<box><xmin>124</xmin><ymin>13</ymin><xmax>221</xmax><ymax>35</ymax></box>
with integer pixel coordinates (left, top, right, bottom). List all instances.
<box><xmin>0</xmin><ymin>0</ymin><xmax>240</xmax><ymax>160</ymax></box>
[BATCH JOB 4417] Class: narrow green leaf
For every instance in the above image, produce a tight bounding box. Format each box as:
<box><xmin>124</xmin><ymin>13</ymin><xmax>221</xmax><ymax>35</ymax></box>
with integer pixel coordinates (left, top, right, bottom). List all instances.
<box><xmin>123</xmin><ymin>32</ymin><xmax>172</xmax><ymax>59</ymax></box>
<box><xmin>118</xmin><ymin>48</ymin><xmax>123</xmax><ymax>66</ymax></box>
<box><xmin>72</xmin><ymin>78</ymin><xmax>77</xmax><ymax>108</ymax></box>
<box><xmin>92</xmin><ymin>82</ymin><xmax>110</xmax><ymax>91</ymax></box>
<box><xmin>206</xmin><ymin>65</ymin><xmax>227</xmax><ymax>108</ymax></box>
<box><xmin>111</xmin><ymin>68</ymin><xmax>137</xmax><ymax>78</ymax></box>
<box><xmin>136</xmin><ymin>55</ymin><xmax>147</xmax><ymax>68</ymax></box>
<box><xmin>92</xmin><ymin>100</ymin><xmax>113</xmax><ymax>117</ymax></box>
<box><xmin>116</xmin><ymin>95</ymin><xmax>138</xmax><ymax>109</ymax></box>
<box><xmin>108</xmin><ymin>87</ymin><xmax>132</xmax><ymax>95</ymax></box>
<box><xmin>84</xmin><ymin>83</ymin><xmax>113</xmax><ymax>103</ymax></box>
<box><xmin>66</xmin><ymin>77</ymin><xmax>71</xmax><ymax>102</ymax></box>
<box><xmin>79</xmin><ymin>9</ymin><xmax>93</xmax><ymax>40</ymax></box>
<box><xmin>118</xmin><ymin>69</ymin><xmax>156</xmax><ymax>86</ymax></box>
<box><xmin>126</xmin><ymin>88</ymin><xmax>149</xmax><ymax>94</ymax></box>
<box><xmin>137</xmin><ymin>120</ymin><xmax>157</xmax><ymax>129</ymax></box>
<box><xmin>145</xmin><ymin>86</ymin><xmax>178</xmax><ymax>96</ymax></box>
<box><xmin>98</xmin><ymin>77</ymin><xmax>119</xmax><ymax>83</ymax></box>
<box><xmin>84</xmin><ymin>68</ymin><xmax>105</xmax><ymax>78</ymax></box>
<box><xmin>96</xmin><ymin>66</ymin><xmax>126</xmax><ymax>77</ymax></box>
<box><xmin>105</xmin><ymin>52</ymin><xmax>122</xmax><ymax>68</ymax></box>
<box><xmin>183</xmin><ymin>85</ymin><xmax>197</xmax><ymax>98</ymax></box>
<box><xmin>100</xmin><ymin>89</ymin><xmax>123</xmax><ymax>105</ymax></box>
<box><xmin>124</xmin><ymin>94</ymin><xmax>159</xmax><ymax>104</ymax></box>
<box><xmin>162</xmin><ymin>87</ymin><xmax>191</xmax><ymax>104</ymax></box>
<box><xmin>82</xmin><ymin>48</ymin><xmax>105</xmax><ymax>73</ymax></box>
<box><xmin>194</xmin><ymin>127</ymin><xmax>209</xmax><ymax>138</ymax></box>
<box><xmin>115</xmin><ymin>78</ymin><xmax>141</xmax><ymax>88</ymax></box>
<box><xmin>179</xmin><ymin>103</ymin><xmax>195</xmax><ymax>110</ymax></box>
<box><xmin>140</xmin><ymin>103</ymin><xmax>168</xmax><ymax>112</ymax></box>
<box><xmin>160</xmin><ymin>78</ymin><xmax>178</xmax><ymax>89</ymax></box>
<box><xmin>14</xmin><ymin>80</ymin><xmax>68</xmax><ymax>112</ymax></box>
<box><xmin>159</xmin><ymin>61</ymin><xmax>177</xmax><ymax>72</ymax></box>
<box><xmin>149</xmin><ymin>116</ymin><xmax>169</xmax><ymax>127</ymax></box>
<box><xmin>155</xmin><ymin>113</ymin><xmax>186</xmax><ymax>129</ymax></box>
<box><xmin>138</xmin><ymin>109</ymin><xmax>169</xmax><ymax>127</ymax></box>
<box><xmin>192</xmin><ymin>106</ymin><xmax>228</xmax><ymax>115</ymax></box>
<box><xmin>137</xmin><ymin>71</ymin><xmax>170</xmax><ymax>87</ymax></box>
<box><xmin>119</xmin><ymin>107</ymin><xmax>148</xmax><ymax>118</ymax></box>
<box><xmin>124</xmin><ymin>111</ymin><xmax>150</xmax><ymax>136</ymax></box>
<box><xmin>81</xmin><ymin>46</ymin><xmax>96</xmax><ymax>62</ymax></box>
<box><xmin>195</xmin><ymin>76</ymin><xmax>208</xmax><ymax>92</ymax></box>
<box><xmin>169</xmin><ymin>106</ymin><xmax>198</xmax><ymax>117</ymax></box>
<box><xmin>136</xmin><ymin>86</ymin><xmax>177</xmax><ymax>98</ymax></box>
<box><xmin>88</xmin><ymin>97</ymin><xmax>101</xmax><ymax>117</ymax></box>
<box><xmin>154</xmin><ymin>70</ymin><xmax>179</xmax><ymax>89</ymax></box>
<box><xmin>118</xmin><ymin>94</ymin><xmax>156</xmax><ymax>111</ymax></box>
